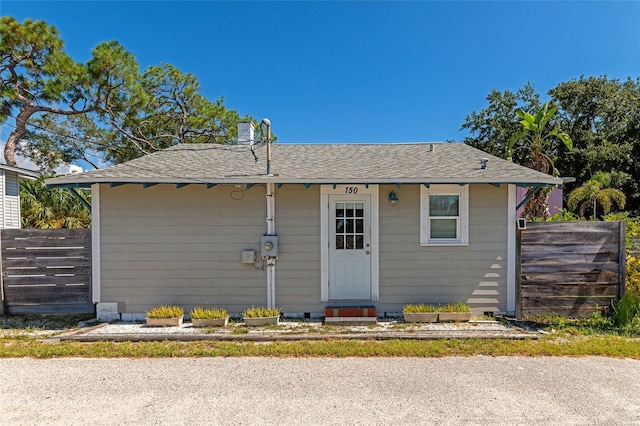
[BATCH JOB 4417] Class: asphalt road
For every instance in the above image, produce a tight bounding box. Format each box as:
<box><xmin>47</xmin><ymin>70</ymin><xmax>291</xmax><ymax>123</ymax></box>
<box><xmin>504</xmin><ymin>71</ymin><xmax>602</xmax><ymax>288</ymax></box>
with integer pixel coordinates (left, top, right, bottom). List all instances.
<box><xmin>2</xmin><ymin>357</ymin><xmax>639</xmax><ymax>425</ymax></box>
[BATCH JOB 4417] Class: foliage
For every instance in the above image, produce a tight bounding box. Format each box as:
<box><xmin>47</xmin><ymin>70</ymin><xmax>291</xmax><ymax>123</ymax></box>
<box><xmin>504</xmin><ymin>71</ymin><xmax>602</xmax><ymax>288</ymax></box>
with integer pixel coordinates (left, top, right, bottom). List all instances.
<box><xmin>612</xmin><ymin>292</ymin><xmax>640</xmax><ymax>328</ymax></box>
<box><xmin>506</xmin><ymin>102</ymin><xmax>573</xmax><ymax>174</ymax></box>
<box><xmin>0</xmin><ymin>16</ymin><xmax>140</xmax><ymax>168</ymax></box>
<box><xmin>146</xmin><ymin>305</ymin><xmax>184</xmax><ymax>319</ymax></box>
<box><xmin>242</xmin><ymin>306</ymin><xmax>281</xmax><ymax>318</ymax></box>
<box><xmin>20</xmin><ymin>177</ymin><xmax>90</xmax><ymax>228</ymax></box>
<box><xmin>402</xmin><ymin>304</ymin><xmax>439</xmax><ymax>313</ymax></box>
<box><xmin>551</xmin><ymin>76</ymin><xmax>640</xmax><ymax>211</ymax></box>
<box><xmin>189</xmin><ymin>307</ymin><xmax>228</xmax><ymax>320</ymax></box>
<box><xmin>544</xmin><ymin>209</ymin><xmax>581</xmax><ymax>222</ymax></box>
<box><xmin>568</xmin><ymin>171</ymin><xmax>626</xmax><ymax>219</ymax></box>
<box><xmin>462</xmin><ymin>76</ymin><xmax>640</xmax><ymax>214</ymax></box>
<box><xmin>507</xmin><ymin>102</ymin><xmax>573</xmax><ymax>219</ymax></box>
<box><xmin>627</xmin><ymin>257</ymin><xmax>640</xmax><ymax>294</ymax></box>
<box><xmin>460</xmin><ymin>83</ymin><xmax>541</xmax><ymax>161</ymax></box>
<box><xmin>403</xmin><ymin>303</ymin><xmax>471</xmax><ymax>313</ymax></box>
<box><xmin>2</xmin><ymin>17</ymin><xmax>270</xmax><ymax>172</ymax></box>
<box><xmin>440</xmin><ymin>302</ymin><xmax>471</xmax><ymax>313</ymax></box>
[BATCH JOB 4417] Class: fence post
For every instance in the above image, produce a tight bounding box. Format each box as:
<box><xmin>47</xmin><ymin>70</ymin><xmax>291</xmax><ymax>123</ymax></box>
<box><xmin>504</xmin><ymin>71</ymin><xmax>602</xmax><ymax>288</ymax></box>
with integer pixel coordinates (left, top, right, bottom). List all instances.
<box><xmin>619</xmin><ymin>221</ymin><xmax>626</xmax><ymax>299</ymax></box>
<box><xmin>0</xmin><ymin>229</ymin><xmax>4</xmax><ymax>316</ymax></box>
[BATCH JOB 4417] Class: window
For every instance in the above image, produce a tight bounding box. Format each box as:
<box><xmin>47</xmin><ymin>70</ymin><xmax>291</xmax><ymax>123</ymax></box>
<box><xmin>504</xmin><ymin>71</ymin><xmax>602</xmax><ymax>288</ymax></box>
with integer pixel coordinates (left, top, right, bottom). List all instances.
<box><xmin>335</xmin><ymin>202</ymin><xmax>365</xmax><ymax>250</ymax></box>
<box><xmin>420</xmin><ymin>185</ymin><xmax>469</xmax><ymax>245</ymax></box>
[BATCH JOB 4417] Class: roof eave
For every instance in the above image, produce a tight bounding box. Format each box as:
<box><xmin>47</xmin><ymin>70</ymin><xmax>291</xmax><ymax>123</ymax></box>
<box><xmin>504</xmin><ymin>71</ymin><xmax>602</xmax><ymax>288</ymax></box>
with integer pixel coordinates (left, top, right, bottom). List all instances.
<box><xmin>46</xmin><ymin>176</ymin><xmax>563</xmax><ymax>188</ymax></box>
<box><xmin>0</xmin><ymin>164</ymin><xmax>41</xmax><ymax>178</ymax></box>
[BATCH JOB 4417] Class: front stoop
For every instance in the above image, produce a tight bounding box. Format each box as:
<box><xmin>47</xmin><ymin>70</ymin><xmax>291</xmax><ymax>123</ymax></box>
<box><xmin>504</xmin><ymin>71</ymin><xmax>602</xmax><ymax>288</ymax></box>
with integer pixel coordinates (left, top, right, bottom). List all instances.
<box><xmin>324</xmin><ymin>305</ymin><xmax>377</xmax><ymax>326</ymax></box>
<box><xmin>325</xmin><ymin>305</ymin><xmax>377</xmax><ymax>318</ymax></box>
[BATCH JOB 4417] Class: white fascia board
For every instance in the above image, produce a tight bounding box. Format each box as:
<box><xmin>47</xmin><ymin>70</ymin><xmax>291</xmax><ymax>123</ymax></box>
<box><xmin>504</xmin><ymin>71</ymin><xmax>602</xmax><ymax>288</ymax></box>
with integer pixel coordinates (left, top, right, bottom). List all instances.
<box><xmin>46</xmin><ymin>176</ymin><xmax>563</xmax><ymax>187</ymax></box>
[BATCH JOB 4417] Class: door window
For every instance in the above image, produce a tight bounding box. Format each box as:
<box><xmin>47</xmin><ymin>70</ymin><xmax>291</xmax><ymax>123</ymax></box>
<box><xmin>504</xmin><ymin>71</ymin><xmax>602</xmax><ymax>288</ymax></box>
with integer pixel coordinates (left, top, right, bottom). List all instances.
<box><xmin>335</xmin><ymin>202</ymin><xmax>365</xmax><ymax>250</ymax></box>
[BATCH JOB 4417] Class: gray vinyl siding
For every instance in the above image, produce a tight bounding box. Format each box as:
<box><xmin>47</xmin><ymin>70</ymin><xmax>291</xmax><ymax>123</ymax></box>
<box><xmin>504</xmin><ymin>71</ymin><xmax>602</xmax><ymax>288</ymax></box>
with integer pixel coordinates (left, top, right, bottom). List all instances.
<box><xmin>99</xmin><ymin>184</ymin><xmax>268</xmax><ymax>314</ymax></box>
<box><xmin>98</xmin><ymin>182</ymin><xmax>509</xmax><ymax>316</ymax></box>
<box><xmin>377</xmin><ymin>184</ymin><xmax>508</xmax><ymax>315</ymax></box>
<box><xmin>274</xmin><ymin>186</ymin><xmax>323</xmax><ymax>314</ymax></box>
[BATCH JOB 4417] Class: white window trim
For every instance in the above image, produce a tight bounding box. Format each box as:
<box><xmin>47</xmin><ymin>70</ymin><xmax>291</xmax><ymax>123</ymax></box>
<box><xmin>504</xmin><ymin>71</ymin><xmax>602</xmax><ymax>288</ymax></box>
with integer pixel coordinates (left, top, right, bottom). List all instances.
<box><xmin>420</xmin><ymin>184</ymin><xmax>469</xmax><ymax>246</ymax></box>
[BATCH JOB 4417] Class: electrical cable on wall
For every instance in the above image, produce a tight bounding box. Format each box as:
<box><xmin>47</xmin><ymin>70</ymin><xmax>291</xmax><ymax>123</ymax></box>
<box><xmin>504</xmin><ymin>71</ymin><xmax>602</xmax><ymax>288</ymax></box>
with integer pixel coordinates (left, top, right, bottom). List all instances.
<box><xmin>229</xmin><ymin>187</ymin><xmax>245</xmax><ymax>200</ymax></box>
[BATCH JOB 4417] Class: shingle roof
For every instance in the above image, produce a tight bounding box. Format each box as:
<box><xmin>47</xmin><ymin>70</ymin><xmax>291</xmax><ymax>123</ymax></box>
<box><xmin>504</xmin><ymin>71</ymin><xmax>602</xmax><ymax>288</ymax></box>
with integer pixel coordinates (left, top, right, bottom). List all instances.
<box><xmin>46</xmin><ymin>142</ymin><xmax>562</xmax><ymax>187</ymax></box>
<box><xmin>0</xmin><ymin>163</ymin><xmax>41</xmax><ymax>179</ymax></box>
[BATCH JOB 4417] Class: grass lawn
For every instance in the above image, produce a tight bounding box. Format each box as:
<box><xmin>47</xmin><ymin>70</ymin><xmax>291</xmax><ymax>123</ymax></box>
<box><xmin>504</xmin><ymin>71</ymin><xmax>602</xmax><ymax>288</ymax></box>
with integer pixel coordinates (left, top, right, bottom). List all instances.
<box><xmin>0</xmin><ymin>334</ymin><xmax>639</xmax><ymax>359</ymax></box>
<box><xmin>1</xmin><ymin>313</ymin><xmax>639</xmax><ymax>359</ymax></box>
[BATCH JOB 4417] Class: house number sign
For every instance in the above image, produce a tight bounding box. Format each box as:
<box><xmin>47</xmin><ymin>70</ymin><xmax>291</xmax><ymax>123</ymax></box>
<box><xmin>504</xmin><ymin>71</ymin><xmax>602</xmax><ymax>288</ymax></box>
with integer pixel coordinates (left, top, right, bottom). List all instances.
<box><xmin>345</xmin><ymin>186</ymin><xmax>359</xmax><ymax>194</ymax></box>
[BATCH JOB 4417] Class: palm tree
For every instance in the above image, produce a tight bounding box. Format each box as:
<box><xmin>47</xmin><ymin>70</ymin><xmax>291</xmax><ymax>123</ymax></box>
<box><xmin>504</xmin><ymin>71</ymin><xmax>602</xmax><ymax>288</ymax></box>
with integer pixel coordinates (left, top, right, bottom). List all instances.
<box><xmin>507</xmin><ymin>102</ymin><xmax>573</xmax><ymax>219</ymax></box>
<box><xmin>568</xmin><ymin>171</ymin><xmax>626</xmax><ymax>220</ymax></box>
<box><xmin>20</xmin><ymin>177</ymin><xmax>91</xmax><ymax>229</ymax></box>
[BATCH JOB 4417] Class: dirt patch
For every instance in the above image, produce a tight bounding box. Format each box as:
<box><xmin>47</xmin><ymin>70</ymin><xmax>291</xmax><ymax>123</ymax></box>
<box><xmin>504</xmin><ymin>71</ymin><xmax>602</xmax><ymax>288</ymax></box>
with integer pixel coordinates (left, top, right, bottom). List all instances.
<box><xmin>0</xmin><ymin>314</ymin><xmax>96</xmax><ymax>338</ymax></box>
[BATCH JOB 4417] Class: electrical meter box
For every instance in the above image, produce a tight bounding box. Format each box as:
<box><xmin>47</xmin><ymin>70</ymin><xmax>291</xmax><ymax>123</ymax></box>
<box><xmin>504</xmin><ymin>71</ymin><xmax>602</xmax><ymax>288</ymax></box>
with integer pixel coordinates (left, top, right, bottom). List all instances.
<box><xmin>261</xmin><ymin>235</ymin><xmax>279</xmax><ymax>258</ymax></box>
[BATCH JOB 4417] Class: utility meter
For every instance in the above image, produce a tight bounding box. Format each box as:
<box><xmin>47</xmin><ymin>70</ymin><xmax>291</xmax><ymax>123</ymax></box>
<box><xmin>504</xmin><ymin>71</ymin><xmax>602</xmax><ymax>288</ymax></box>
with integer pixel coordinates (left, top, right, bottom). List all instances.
<box><xmin>261</xmin><ymin>235</ymin><xmax>279</xmax><ymax>258</ymax></box>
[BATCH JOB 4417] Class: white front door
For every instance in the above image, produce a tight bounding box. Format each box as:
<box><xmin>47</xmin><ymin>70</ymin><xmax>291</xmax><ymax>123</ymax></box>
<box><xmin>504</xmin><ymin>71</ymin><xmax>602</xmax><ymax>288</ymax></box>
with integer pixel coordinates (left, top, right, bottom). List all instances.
<box><xmin>328</xmin><ymin>194</ymin><xmax>371</xmax><ymax>299</ymax></box>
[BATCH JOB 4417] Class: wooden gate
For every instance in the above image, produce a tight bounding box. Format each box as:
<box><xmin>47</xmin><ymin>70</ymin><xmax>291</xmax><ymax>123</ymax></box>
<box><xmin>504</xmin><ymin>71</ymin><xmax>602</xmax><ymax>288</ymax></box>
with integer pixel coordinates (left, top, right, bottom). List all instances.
<box><xmin>518</xmin><ymin>222</ymin><xmax>625</xmax><ymax>318</ymax></box>
<box><xmin>0</xmin><ymin>228</ymin><xmax>93</xmax><ymax>314</ymax></box>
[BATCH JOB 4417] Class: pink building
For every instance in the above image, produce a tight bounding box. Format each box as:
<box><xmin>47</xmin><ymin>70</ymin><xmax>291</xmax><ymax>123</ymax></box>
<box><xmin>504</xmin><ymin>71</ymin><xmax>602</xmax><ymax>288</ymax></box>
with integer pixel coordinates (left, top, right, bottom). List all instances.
<box><xmin>516</xmin><ymin>177</ymin><xmax>575</xmax><ymax>218</ymax></box>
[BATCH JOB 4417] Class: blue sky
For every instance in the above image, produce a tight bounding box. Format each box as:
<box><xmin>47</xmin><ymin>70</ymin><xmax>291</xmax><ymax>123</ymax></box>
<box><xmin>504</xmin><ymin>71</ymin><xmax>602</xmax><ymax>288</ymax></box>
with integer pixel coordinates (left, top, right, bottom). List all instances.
<box><xmin>3</xmin><ymin>0</ymin><xmax>639</xmax><ymax>146</ymax></box>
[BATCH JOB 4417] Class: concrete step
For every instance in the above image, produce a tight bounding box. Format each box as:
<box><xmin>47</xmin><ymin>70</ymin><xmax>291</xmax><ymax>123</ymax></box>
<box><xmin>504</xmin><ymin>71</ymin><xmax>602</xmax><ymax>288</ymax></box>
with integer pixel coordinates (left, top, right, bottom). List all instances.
<box><xmin>325</xmin><ymin>305</ymin><xmax>377</xmax><ymax>318</ymax></box>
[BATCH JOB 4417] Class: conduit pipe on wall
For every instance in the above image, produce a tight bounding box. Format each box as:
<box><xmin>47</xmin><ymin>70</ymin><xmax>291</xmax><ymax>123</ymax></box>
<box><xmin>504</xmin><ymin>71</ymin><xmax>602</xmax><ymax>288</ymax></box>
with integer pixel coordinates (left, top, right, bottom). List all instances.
<box><xmin>266</xmin><ymin>181</ymin><xmax>276</xmax><ymax>309</ymax></box>
<box><xmin>262</xmin><ymin>118</ymin><xmax>276</xmax><ymax>309</ymax></box>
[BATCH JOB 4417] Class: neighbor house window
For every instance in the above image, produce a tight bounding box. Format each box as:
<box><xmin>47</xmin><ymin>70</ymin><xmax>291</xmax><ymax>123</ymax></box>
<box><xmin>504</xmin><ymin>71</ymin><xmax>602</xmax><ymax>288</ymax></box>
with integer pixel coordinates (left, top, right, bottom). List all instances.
<box><xmin>420</xmin><ymin>184</ymin><xmax>469</xmax><ymax>245</ymax></box>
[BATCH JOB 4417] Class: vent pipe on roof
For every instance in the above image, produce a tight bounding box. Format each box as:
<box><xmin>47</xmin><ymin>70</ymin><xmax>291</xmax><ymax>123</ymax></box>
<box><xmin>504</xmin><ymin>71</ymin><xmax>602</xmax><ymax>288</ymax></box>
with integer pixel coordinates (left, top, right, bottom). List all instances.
<box><xmin>262</xmin><ymin>118</ymin><xmax>272</xmax><ymax>176</ymax></box>
<box><xmin>237</xmin><ymin>121</ymin><xmax>255</xmax><ymax>145</ymax></box>
<box><xmin>480</xmin><ymin>158</ymin><xmax>489</xmax><ymax>169</ymax></box>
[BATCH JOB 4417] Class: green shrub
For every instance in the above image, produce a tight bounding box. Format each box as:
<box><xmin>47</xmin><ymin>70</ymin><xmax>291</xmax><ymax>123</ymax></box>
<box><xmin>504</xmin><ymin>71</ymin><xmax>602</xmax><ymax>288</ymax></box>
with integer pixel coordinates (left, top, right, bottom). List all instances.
<box><xmin>242</xmin><ymin>306</ymin><xmax>280</xmax><ymax>318</ymax></box>
<box><xmin>546</xmin><ymin>209</ymin><xmax>581</xmax><ymax>222</ymax></box>
<box><xmin>613</xmin><ymin>292</ymin><xmax>640</xmax><ymax>327</ymax></box>
<box><xmin>627</xmin><ymin>256</ymin><xmax>640</xmax><ymax>294</ymax></box>
<box><xmin>402</xmin><ymin>304</ymin><xmax>439</xmax><ymax>313</ymax></box>
<box><xmin>189</xmin><ymin>307</ymin><xmax>228</xmax><ymax>320</ymax></box>
<box><xmin>440</xmin><ymin>302</ymin><xmax>471</xmax><ymax>313</ymax></box>
<box><xmin>146</xmin><ymin>305</ymin><xmax>184</xmax><ymax>319</ymax></box>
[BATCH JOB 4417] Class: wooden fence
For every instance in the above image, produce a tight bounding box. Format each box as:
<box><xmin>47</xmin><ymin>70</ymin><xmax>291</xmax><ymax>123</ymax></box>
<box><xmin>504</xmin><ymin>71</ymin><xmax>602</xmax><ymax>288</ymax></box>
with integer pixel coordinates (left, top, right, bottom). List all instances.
<box><xmin>0</xmin><ymin>228</ymin><xmax>93</xmax><ymax>315</ymax></box>
<box><xmin>517</xmin><ymin>222</ymin><xmax>625</xmax><ymax>318</ymax></box>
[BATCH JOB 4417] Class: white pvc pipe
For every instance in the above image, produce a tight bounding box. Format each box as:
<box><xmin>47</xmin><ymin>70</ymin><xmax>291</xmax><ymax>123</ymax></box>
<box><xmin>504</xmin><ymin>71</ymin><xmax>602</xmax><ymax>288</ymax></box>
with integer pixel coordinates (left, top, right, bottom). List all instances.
<box><xmin>266</xmin><ymin>182</ymin><xmax>276</xmax><ymax>308</ymax></box>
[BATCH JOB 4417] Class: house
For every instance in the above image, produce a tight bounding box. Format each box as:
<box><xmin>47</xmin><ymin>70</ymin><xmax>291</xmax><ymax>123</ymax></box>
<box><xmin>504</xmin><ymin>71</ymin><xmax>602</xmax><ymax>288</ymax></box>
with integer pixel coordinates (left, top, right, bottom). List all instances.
<box><xmin>0</xmin><ymin>164</ymin><xmax>40</xmax><ymax>229</ymax></box>
<box><xmin>46</xmin><ymin>123</ymin><xmax>562</xmax><ymax>321</ymax></box>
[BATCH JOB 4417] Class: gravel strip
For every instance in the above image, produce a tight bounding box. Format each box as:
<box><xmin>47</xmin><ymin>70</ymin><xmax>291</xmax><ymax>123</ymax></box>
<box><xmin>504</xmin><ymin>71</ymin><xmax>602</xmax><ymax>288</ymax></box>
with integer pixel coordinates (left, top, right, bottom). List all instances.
<box><xmin>82</xmin><ymin>319</ymin><xmax>520</xmax><ymax>334</ymax></box>
<box><xmin>64</xmin><ymin>318</ymin><xmax>537</xmax><ymax>341</ymax></box>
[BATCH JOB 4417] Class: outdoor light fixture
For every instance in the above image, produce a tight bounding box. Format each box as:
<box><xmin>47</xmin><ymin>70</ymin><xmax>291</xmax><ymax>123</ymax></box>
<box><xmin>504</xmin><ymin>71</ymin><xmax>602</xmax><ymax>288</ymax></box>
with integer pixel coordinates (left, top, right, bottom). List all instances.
<box><xmin>388</xmin><ymin>190</ymin><xmax>399</xmax><ymax>206</ymax></box>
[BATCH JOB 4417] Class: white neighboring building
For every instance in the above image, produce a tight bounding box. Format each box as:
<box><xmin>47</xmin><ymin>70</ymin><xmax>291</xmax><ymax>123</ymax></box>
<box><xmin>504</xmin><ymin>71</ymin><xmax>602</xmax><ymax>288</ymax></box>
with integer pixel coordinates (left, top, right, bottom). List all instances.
<box><xmin>0</xmin><ymin>164</ymin><xmax>40</xmax><ymax>229</ymax></box>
